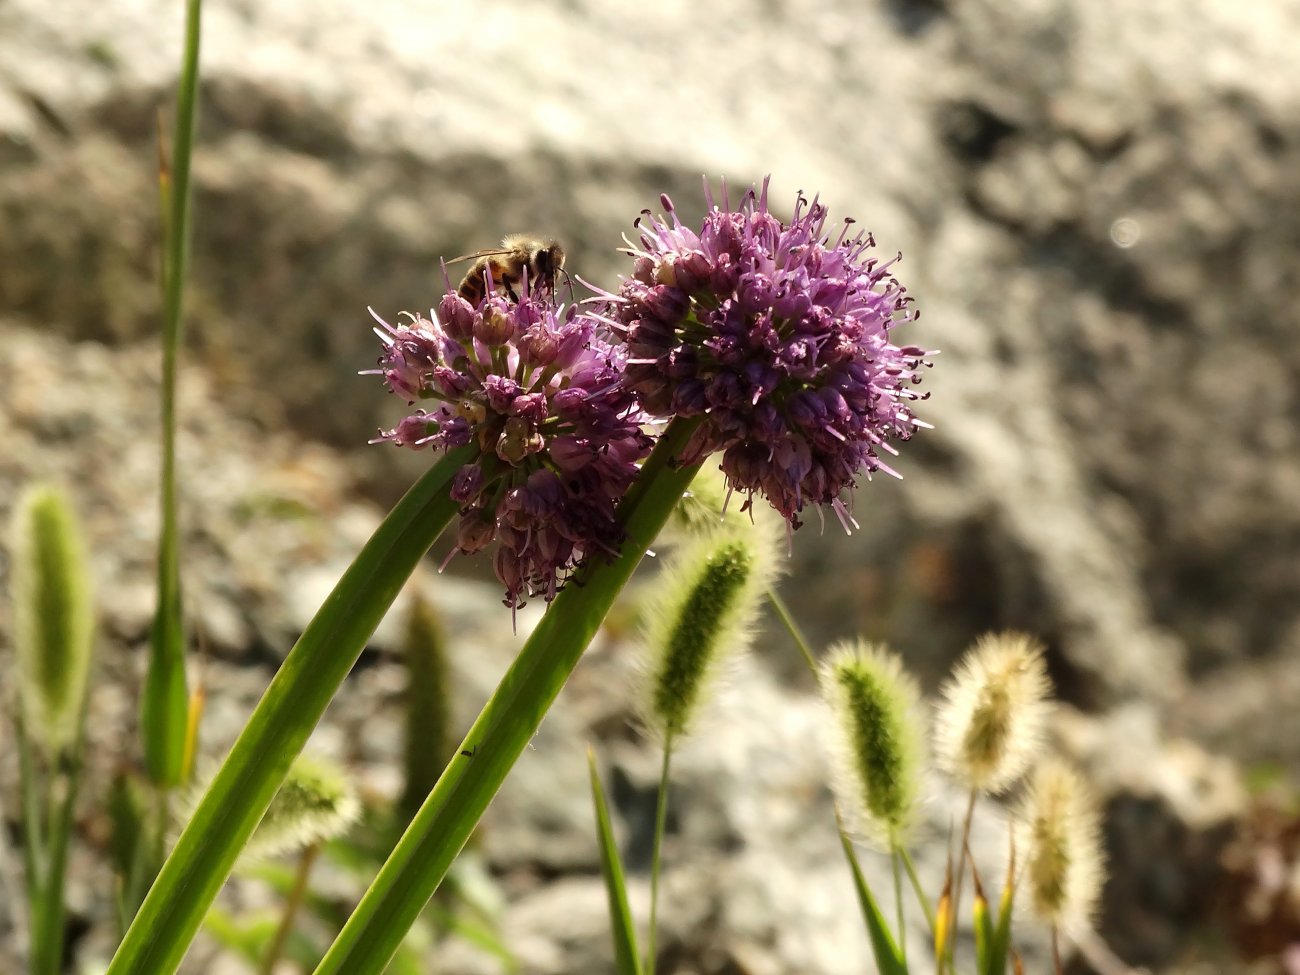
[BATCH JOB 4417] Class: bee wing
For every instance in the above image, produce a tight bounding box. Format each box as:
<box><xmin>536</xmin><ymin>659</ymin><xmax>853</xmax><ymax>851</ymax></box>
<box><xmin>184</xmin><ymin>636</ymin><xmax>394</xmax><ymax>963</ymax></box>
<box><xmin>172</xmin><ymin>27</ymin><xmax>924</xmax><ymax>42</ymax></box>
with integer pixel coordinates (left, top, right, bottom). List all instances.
<box><xmin>447</xmin><ymin>248</ymin><xmax>513</xmax><ymax>265</ymax></box>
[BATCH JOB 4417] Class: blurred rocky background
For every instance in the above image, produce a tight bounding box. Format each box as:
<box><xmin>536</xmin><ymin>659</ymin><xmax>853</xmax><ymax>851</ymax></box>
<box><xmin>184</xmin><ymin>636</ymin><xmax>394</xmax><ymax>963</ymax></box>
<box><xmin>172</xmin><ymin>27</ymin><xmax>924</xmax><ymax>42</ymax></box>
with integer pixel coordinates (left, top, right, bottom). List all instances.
<box><xmin>1</xmin><ymin>0</ymin><xmax>1298</xmax><ymax>971</ymax></box>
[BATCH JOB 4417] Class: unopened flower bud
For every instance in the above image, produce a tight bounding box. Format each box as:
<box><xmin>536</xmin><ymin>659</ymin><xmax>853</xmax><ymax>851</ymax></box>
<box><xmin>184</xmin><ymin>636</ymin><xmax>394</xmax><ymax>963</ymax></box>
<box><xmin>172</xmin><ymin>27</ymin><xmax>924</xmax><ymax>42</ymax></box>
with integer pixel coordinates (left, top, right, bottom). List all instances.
<box><xmin>457</xmin><ymin>511</ymin><xmax>496</xmax><ymax>553</ymax></box>
<box><xmin>450</xmin><ymin>464</ymin><xmax>483</xmax><ymax>503</ymax></box>
<box><xmin>438</xmin><ymin>292</ymin><xmax>477</xmax><ymax>342</ymax></box>
<box><xmin>474</xmin><ymin>301</ymin><xmax>515</xmax><ymax>346</ymax></box>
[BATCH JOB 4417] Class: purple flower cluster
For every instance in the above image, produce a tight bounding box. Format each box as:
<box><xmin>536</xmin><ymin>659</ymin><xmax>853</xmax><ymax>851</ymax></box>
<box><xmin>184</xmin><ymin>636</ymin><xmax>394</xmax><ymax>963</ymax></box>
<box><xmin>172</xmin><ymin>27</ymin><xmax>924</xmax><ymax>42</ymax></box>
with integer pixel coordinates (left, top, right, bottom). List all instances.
<box><xmin>369</xmin><ymin>289</ymin><xmax>651</xmax><ymax>609</ymax></box>
<box><xmin>606</xmin><ymin>179</ymin><xmax>931</xmax><ymax>530</ymax></box>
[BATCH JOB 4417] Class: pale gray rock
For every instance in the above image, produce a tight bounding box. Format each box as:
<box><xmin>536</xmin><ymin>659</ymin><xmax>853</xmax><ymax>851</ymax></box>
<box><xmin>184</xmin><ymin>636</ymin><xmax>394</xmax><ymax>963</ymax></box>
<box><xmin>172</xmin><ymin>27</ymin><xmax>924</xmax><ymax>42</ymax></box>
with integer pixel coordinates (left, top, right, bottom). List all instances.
<box><xmin>2</xmin><ymin>0</ymin><xmax>1298</xmax><ymax>971</ymax></box>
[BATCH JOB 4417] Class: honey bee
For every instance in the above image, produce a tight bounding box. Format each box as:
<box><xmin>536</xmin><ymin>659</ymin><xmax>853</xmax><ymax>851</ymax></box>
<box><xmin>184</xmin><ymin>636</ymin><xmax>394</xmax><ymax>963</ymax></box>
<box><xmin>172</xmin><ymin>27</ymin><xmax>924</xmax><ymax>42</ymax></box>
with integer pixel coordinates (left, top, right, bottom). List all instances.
<box><xmin>450</xmin><ymin>234</ymin><xmax>567</xmax><ymax>306</ymax></box>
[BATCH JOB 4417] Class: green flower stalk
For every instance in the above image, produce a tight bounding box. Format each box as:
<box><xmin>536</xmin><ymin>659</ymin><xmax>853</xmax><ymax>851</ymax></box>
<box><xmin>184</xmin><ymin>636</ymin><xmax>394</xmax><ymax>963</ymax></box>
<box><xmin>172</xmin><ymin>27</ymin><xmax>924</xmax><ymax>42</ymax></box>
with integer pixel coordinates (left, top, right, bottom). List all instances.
<box><xmin>820</xmin><ymin>641</ymin><xmax>926</xmax><ymax>849</ymax></box>
<box><xmin>10</xmin><ymin>486</ymin><xmax>96</xmax><ymax>756</ymax></box>
<box><xmin>105</xmin><ymin>443</ymin><xmax>476</xmax><ymax>975</ymax></box>
<box><xmin>311</xmin><ymin>419</ymin><xmax>704</xmax><ymax>975</ymax></box>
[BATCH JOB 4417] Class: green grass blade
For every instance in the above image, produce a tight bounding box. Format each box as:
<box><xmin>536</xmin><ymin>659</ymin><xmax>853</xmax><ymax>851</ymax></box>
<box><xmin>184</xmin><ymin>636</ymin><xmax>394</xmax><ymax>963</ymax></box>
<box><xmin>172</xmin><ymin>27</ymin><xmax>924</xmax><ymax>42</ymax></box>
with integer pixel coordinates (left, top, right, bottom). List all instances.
<box><xmin>32</xmin><ymin>754</ymin><xmax>83</xmax><ymax>975</ymax></box>
<box><xmin>839</xmin><ymin>832</ymin><xmax>908</xmax><ymax>975</ymax></box>
<box><xmin>588</xmin><ymin>748</ymin><xmax>644</xmax><ymax>975</ymax></box>
<box><xmin>144</xmin><ymin>0</ymin><xmax>203</xmax><ymax>788</ymax></box>
<box><xmin>107</xmin><ymin>769</ymin><xmax>153</xmax><ymax>931</ymax></box>
<box><xmin>980</xmin><ymin>869</ymin><xmax>1015</xmax><ymax>975</ymax></box>
<box><xmin>312</xmin><ymin>417</ymin><xmax>703</xmax><ymax>975</ymax></box>
<box><xmin>972</xmin><ymin>869</ymin><xmax>993</xmax><ymax>972</ymax></box>
<box><xmin>16</xmin><ymin>718</ymin><xmax>42</xmax><ymax>909</ymax></box>
<box><xmin>104</xmin><ymin>444</ymin><xmax>475</xmax><ymax>975</ymax></box>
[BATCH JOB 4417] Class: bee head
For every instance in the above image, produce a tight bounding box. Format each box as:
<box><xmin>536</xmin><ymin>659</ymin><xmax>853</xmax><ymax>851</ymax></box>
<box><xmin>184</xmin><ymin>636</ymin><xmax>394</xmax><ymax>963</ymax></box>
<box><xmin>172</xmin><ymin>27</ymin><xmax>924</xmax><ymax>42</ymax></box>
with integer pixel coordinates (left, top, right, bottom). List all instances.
<box><xmin>533</xmin><ymin>241</ymin><xmax>565</xmax><ymax>277</ymax></box>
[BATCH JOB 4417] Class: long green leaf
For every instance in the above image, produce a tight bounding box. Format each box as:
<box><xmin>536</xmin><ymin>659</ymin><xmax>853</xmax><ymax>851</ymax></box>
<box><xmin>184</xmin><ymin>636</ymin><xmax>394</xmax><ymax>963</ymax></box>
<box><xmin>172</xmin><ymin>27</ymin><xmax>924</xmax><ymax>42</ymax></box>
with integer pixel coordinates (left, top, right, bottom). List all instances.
<box><xmin>105</xmin><ymin>444</ymin><xmax>475</xmax><ymax>975</ymax></box>
<box><xmin>981</xmin><ymin>861</ymin><xmax>1015</xmax><ymax>975</ymax></box>
<box><xmin>144</xmin><ymin>0</ymin><xmax>203</xmax><ymax>788</ymax></box>
<box><xmin>839</xmin><ymin>832</ymin><xmax>908</xmax><ymax>975</ymax></box>
<box><xmin>312</xmin><ymin>417</ymin><xmax>703</xmax><ymax>975</ymax></box>
<box><xmin>589</xmin><ymin>748</ymin><xmax>644</xmax><ymax>975</ymax></box>
<box><xmin>972</xmin><ymin>865</ymin><xmax>993</xmax><ymax>972</ymax></box>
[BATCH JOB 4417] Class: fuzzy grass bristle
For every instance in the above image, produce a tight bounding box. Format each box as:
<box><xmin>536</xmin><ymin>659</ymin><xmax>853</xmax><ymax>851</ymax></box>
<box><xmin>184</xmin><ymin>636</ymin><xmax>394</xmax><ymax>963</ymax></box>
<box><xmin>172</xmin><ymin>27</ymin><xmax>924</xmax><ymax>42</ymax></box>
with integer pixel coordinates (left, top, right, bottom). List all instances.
<box><xmin>637</xmin><ymin>523</ymin><xmax>780</xmax><ymax>741</ymax></box>
<box><xmin>934</xmin><ymin>631</ymin><xmax>1052</xmax><ymax>795</ymax></box>
<box><xmin>820</xmin><ymin>641</ymin><xmax>926</xmax><ymax>849</ymax></box>
<box><xmin>9</xmin><ymin>485</ymin><xmax>96</xmax><ymax>755</ymax></box>
<box><xmin>1016</xmin><ymin>759</ymin><xmax>1105</xmax><ymax>933</ymax></box>
<box><xmin>228</xmin><ymin>755</ymin><xmax>360</xmax><ymax>864</ymax></box>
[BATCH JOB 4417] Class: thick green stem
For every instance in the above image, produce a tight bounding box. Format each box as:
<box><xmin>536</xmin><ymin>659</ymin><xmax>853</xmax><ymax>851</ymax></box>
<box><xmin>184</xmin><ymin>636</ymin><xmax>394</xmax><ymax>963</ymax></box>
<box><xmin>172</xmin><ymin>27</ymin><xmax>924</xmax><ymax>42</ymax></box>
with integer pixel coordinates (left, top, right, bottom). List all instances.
<box><xmin>105</xmin><ymin>444</ymin><xmax>475</xmax><ymax>975</ymax></box>
<box><xmin>313</xmin><ymin>417</ymin><xmax>704</xmax><ymax>975</ymax></box>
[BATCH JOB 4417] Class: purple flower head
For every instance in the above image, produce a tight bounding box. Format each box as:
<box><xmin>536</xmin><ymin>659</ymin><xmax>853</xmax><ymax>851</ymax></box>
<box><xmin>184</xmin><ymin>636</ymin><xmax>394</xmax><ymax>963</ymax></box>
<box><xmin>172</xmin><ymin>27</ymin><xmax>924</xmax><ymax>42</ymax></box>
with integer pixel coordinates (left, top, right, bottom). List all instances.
<box><xmin>606</xmin><ymin>178</ymin><xmax>932</xmax><ymax>530</ymax></box>
<box><xmin>366</xmin><ymin>289</ymin><xmax>652</xmax><ymax>609</ymax></box>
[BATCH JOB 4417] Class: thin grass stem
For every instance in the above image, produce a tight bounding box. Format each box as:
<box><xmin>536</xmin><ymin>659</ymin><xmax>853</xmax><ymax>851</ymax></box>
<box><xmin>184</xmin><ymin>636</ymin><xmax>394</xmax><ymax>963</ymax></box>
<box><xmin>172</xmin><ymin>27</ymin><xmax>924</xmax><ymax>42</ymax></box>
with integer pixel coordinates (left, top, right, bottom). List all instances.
<box><xmin>646</xmin><ymin>738</ymin><xmax>673</xmax><ymax>975</ymax></box>
<box><xmin>765</xmin><ymin>588</ymin><xmax>818</xmax><ymax>674</ymax></box>
<box><xmin>945</xmin><ymin>789</ymin><xmax>978</xmax><ymax>973</ymax></box>
<box><xmin>260</xmin><ymin>843</ymin><xmax>321</xmax><ymax>975</ymax></box>
<box><xmin>899</xmin><ymin>846</ymin><xmax>935</xmax><ymax>932</ymax></box>
<box><xmin>144</xmin><ymin>0</ymin><xmax>203</xmax><ymax>790</ymax></box>
<box><xmin>892</xmin><ymin>846</ymin><xmax>906</xmax><ymax>965</ymax></box>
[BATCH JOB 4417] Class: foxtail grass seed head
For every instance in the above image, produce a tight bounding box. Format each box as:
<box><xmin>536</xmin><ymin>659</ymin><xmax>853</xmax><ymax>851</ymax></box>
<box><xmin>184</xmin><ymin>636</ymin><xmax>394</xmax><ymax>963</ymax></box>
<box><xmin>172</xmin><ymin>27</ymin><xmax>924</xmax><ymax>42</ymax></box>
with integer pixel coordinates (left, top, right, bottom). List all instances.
<box><xmin>9</xmin><ymin>485</ymin><xmax>95</xmax><ymax>755</ymax></box>
<box><xmin>638</xmin><ymin>525</ymin><xmax>780</xmax><ymax>741</ymax></box>
<box><xmin>934</xmin><ymin>631</ymin><xmax>1052</xmax><ymax>795</ymax></box>
<box><xmin>1016</xmin><ymin>760</ymin><xmax>1105</xmax><ymax>933</ymax></box>
<box><xmin>240</xmin><ymin>755</ymin><xmax>360</xmax><ymax>863</ymax></box>
<box><xmin>821</xmin><ymin>641</ymin><xmax>926</xmax><ymax>848</ymax></box>
<box><xmin>400</xmin><ymin>594</ymin><xmax>453</xmax><ymax>823</ymax></box>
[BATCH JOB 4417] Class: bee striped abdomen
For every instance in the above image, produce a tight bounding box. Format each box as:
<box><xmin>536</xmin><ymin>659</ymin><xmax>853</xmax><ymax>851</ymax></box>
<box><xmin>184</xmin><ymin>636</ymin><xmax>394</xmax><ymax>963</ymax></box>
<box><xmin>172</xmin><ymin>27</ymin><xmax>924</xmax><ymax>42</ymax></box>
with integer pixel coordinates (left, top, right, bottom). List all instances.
<box><xmin>452</xmin><ymin>236</ymin><xmax>566</xmax><ymax>307</ymax></box>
